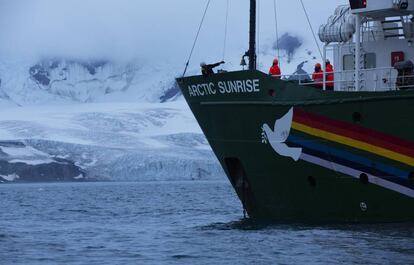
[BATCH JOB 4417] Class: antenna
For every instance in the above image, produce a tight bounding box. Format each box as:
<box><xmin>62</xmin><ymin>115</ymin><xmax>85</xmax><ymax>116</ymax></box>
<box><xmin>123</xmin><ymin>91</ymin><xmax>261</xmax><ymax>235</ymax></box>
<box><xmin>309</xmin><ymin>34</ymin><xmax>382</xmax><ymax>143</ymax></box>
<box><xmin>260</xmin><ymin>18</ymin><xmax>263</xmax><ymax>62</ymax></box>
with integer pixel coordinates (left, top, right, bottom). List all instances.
<box><xmin>249</xmin><ymin>0</ymin><xmax>257</xmax><ymax>70</ymax></box>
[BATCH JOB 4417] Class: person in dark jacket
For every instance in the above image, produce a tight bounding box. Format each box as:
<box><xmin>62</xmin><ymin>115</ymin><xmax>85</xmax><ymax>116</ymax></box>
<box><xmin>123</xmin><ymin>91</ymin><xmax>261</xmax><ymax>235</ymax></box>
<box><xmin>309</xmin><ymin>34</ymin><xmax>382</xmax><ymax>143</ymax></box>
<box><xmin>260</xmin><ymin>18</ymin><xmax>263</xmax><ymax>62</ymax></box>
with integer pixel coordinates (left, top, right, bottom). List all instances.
<box><xmin>201</xmin><ymin>61</ymin><xmax>225</xmax><ymax>77</ymax></box>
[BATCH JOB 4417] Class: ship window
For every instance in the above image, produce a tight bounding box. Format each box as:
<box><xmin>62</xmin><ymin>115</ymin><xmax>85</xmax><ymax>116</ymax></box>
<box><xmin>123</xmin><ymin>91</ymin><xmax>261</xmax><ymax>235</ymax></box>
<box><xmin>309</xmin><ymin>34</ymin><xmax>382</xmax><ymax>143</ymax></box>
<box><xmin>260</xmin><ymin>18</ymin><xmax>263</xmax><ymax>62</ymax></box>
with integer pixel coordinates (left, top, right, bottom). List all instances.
<box><xmin>343</xmin><ymin>55</ymin><xmax>355</xmax><ymax>70</ymax></box>
<box><xmin>343</xmin><ymin>54</ymin><xmax>376</xmax><ymax>70</ymax></box>
<box><xmin>364</xmin><ymin>53</ymin><xmax>376</xmax><ymax>69</ymax></box>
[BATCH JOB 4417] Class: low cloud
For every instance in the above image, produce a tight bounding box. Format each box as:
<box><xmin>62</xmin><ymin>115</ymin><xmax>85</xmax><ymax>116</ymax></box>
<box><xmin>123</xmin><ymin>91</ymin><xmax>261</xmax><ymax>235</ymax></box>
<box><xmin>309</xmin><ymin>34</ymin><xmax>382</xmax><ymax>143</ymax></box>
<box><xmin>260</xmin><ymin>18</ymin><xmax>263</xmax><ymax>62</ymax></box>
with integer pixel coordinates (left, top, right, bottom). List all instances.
<box><xmin>0</xmin><ymin>0</ymin><xmax>347</xmax><ymax>68</ymax></box>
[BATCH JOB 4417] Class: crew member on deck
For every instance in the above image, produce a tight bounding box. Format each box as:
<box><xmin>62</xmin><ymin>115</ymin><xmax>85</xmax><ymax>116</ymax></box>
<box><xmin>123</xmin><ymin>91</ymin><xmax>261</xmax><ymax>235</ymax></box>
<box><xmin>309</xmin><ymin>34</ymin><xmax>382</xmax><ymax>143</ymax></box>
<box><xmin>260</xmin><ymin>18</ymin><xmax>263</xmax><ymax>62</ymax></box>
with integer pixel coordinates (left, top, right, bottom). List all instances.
<box><xmin>269</xmin><ymin>58</ymin><xmax>282</xmax><ymax>79</ymax></box>
<box><xmin>201</xmin><ymin>61</ymin><xmax>225</xmax><ymax>77</ymax></box>
<box><xmin>312</xmin><ymin>63</ymin><xmax>324</xmax><ymax>89</ymax></box>
<box><xmin>325</xmin><ymin>59</ymin><xmax>334</xmax><ymax>90</ymax></box>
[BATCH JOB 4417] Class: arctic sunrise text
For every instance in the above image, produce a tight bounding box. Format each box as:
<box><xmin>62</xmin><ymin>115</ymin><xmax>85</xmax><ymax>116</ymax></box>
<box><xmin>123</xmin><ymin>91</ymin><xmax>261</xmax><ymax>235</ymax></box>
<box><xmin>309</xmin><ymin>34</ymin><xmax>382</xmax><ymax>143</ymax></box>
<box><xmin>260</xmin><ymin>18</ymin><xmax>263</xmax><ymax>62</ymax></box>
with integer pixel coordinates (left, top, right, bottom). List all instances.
<box><xmin>187</xmin><ymin>79</ymin><xmax>260</xmax><ymax>97</ymax></box>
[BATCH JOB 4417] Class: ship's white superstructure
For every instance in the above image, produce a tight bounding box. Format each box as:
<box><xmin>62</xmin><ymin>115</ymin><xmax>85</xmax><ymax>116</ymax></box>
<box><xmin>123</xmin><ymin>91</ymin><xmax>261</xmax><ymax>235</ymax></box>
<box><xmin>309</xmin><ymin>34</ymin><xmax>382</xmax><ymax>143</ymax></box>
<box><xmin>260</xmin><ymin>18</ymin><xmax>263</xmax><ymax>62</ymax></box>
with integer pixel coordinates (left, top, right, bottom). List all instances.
<box><xmin>315</xmin><ymin>0</ymin><xmax>414</xmax><ymax>91</ymax></box>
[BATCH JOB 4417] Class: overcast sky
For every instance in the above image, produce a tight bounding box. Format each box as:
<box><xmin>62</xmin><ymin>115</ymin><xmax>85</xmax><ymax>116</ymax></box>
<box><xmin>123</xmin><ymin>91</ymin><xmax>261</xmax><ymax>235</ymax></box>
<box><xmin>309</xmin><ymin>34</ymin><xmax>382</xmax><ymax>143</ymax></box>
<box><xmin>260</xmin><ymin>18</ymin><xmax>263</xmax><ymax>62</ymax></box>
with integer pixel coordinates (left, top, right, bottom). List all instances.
<box><xmin>0</xmin><ymin>0</ymin><xmax>348</xmax><ymax>69</ymax></box>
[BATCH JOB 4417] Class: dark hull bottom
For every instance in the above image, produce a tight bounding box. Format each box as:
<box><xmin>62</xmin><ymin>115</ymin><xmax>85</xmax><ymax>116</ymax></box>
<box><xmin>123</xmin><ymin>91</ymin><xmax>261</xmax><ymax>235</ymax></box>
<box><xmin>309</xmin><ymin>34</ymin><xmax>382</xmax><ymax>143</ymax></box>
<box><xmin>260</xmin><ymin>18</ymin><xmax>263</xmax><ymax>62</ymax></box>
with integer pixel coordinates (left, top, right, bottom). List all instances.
<box><xmin>177</xmin><ymin>70</ymin><xmax>414</xmax><ymax>223</ymax></box>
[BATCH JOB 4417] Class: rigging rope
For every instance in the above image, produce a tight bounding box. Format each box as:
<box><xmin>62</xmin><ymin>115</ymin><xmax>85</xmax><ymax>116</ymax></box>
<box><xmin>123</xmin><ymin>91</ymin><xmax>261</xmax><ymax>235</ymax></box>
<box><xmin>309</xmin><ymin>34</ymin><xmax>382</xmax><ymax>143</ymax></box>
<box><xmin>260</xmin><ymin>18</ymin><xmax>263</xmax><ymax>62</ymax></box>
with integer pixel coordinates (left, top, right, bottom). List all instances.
<box><xmin>182</xmin><ymin>0</ymin><xmax>212</xmax><ymax>77</ymax></box>
<box><xmin>298</xmin><ymin>0</ymin><xmax>323</xmax><ymax>60</ymax></box>
<box><xmin>273</xmin><ymin>0</ymin><xmax>280</xmax><ymax>67</ymax></box>
<box><xmin>222</xmin><ymin>0</ymin><xmax>230</xmax><ymax>61</ymax></box>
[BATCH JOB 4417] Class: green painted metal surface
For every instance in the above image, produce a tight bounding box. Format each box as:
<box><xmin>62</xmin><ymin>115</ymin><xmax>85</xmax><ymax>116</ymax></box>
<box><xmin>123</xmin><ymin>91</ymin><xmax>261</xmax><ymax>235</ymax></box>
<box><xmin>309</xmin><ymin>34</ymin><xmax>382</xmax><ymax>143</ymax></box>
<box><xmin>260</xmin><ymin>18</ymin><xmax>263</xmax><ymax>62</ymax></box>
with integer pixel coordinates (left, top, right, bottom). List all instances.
<box><xmin>176</xmin><ymin>70</ymin><xmax>414</xmax><ymax>222</ymax></box>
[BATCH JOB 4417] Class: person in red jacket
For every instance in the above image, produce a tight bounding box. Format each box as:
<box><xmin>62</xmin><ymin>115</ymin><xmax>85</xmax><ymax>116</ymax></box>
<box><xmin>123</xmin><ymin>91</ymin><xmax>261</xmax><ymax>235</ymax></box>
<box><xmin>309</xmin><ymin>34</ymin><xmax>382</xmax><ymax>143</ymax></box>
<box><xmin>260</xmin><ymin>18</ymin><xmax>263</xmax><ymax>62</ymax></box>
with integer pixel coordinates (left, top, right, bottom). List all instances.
<box><xmin>269</xmin><ymin>58</ymin><xmax>281</xmax><ymax>79</ymax></box>
<box><xmin>312</xmin><ymin>63</ymin><xmax>324</xmax><ymax>89</ymax></box>
<box><xmin>325</xmin><ymin>59</ymin><xmax>334</xmax><ymax>90</ymax></box>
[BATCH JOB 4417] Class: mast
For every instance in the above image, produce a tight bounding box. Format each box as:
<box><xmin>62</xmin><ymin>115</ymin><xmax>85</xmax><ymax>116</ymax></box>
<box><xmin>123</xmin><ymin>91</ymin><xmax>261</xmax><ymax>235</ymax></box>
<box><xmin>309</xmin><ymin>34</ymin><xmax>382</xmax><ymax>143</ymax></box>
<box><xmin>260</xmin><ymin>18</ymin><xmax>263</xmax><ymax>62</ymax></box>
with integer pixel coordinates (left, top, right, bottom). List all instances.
<box><xmin>249</xmin><ymin>0</ymin><xmax>256</xmax><ymax>70</ymax></box>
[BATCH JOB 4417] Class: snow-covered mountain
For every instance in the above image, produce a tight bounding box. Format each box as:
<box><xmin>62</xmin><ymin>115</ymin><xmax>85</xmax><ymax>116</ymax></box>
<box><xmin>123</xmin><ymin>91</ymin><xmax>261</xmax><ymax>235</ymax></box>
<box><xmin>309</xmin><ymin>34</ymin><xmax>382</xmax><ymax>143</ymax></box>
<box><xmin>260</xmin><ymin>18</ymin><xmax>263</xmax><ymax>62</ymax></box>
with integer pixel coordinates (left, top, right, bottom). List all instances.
<box><xmin>0</xmin><ymin>56</ymin><xmax>226</xmax><ymax>182</ymax></box>
<box><xmin>0</xmin><ymin>58</ymin><xmax>182</xmax><ymax>106</ymax></box>
<box><xmin>0</xmin><ymin>30</ymin><xmax>321</xmax><ymax>183</ymax></box>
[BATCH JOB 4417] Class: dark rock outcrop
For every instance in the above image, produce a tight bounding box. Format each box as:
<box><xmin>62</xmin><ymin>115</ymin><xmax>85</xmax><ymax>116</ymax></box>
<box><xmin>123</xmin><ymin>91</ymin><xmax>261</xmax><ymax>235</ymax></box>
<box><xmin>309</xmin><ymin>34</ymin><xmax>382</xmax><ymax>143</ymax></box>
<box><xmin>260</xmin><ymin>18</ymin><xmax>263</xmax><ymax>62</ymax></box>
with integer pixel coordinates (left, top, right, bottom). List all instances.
<box><xmin>29</xmin><ymin>59</ymin><xmax>109</xmax><ymax>87</ymax></box>
<box><xmin>0</xmin><ymin>160</ymin><xmax>85</xmax><ymax>183</ymax></box>
<box><xmin>29</xmin><ymin>64</ymin><xmax>51</xmax><ymax>86</ymax></box>
<box><xmin>288</xmin><ymin>61</ymin><xmax>312</xmax><ymax>82</ymax></box>
<box><xmin>274</xmin><ymin>33</ymin><xmax>303</xmax><ymax>63</ymax></box>
<box><xmin>160</xmin><ymin>82</ymin><xmax>181</xmax><ymax>102</ymax></box>
<box><xmin>0</xmin><ymin>141</ymin><xmax>86</xmax><ymax>183</ymax></box>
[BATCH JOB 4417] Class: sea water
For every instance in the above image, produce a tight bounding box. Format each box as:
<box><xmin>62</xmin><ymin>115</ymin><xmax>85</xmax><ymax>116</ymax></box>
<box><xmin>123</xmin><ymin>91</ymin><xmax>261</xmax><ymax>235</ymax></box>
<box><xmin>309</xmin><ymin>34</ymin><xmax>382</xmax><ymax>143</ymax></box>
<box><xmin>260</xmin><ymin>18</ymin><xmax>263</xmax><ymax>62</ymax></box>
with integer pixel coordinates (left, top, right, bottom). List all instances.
<box><xmin>1</xmin><ymin>181</ymin><xmax>414</xmax><ymax>265</ymax></box>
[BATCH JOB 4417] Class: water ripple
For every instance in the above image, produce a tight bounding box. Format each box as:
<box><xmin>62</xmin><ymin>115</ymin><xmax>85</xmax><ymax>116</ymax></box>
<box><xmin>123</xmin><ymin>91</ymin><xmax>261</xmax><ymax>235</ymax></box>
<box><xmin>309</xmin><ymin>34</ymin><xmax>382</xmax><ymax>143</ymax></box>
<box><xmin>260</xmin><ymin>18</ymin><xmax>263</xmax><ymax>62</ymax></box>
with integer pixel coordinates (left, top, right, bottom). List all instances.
<box><xmin>0</xmin><ymin>181</ymin><xmax>413</xmax><ymax>265</ymax></box>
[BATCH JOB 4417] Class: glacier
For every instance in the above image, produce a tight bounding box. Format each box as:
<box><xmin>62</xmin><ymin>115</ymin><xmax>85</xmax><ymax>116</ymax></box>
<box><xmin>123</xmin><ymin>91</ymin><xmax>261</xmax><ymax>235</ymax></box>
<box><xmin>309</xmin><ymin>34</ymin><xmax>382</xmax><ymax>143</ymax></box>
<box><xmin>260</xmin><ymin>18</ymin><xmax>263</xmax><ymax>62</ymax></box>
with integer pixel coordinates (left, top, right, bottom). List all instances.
<box><xmin>0</xmin><ymin>58</ymin><xmax>226</xmax><ymax>182</ymax></box>
<box><xmin>0</xmin><ymin>67</ymin><xmax>224</xmax><ymax>183</ymax></box>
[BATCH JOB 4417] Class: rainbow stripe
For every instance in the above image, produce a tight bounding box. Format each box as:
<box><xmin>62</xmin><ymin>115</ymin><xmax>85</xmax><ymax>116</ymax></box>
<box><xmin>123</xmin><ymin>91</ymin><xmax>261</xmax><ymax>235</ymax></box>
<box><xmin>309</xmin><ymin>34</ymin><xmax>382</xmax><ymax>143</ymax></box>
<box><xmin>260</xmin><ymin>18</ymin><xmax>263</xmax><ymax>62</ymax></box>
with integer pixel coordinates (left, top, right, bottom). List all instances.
<box><xmin>287</xmin><ymin>108</ymin><xmax>414</xmax><ymax>197</ymax></box>
<box><xmin>292</xmin><ymin>108</ymin><xmax>414</xmax><ymax>167</ymax></box>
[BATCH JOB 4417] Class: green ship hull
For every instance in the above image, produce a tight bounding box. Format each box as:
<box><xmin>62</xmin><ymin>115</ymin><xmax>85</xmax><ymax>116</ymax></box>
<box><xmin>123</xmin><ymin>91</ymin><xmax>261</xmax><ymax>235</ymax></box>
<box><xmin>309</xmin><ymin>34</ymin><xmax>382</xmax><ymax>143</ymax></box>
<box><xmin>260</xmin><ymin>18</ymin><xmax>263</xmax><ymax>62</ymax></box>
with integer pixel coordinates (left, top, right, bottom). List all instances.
<box><xmin>177</xmin><ymin>70</ymin><xmax>414</xmax><ymax>223</ymax></box>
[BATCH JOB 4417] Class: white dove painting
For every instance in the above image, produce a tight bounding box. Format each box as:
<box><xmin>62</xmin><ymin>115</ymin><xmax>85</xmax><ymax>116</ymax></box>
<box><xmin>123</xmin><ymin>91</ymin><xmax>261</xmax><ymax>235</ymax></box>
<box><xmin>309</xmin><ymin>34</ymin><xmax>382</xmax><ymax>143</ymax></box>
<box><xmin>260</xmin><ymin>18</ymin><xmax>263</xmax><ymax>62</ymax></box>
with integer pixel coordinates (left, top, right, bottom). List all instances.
<box><xmin>261</xmin><ymin>107</ymin><xmax>303</xmax><ymax>161</ymax></box>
